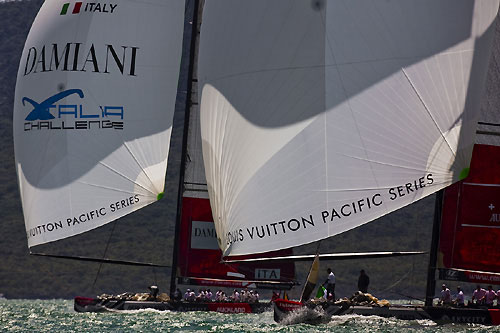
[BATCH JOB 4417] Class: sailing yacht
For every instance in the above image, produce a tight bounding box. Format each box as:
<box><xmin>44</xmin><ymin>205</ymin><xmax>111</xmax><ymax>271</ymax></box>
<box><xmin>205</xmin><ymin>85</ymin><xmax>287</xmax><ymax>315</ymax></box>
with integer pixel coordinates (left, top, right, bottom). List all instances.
<box><xmin>15</xmin><ymin>0</ymin><xmax>296</xmax><ymax>314</ymax></box>
<box><xmin>13</xmin><ymin>0</ymin><xmax>500</xmax><ymax>322</ymax></box>
<box><xmin>197</xmin><ymin>0</ymin><xmax>500</xmax><ymax>324</ymax></box>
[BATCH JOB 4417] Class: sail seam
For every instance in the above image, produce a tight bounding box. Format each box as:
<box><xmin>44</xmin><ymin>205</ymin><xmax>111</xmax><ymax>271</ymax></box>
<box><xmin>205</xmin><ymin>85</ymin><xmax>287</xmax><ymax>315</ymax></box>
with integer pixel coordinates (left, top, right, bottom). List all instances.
<box><xmin>318</xmin><ymin>1</ymin><xmax>383</xmax><ymax>232</ymax></box>
<box><xmin>88</xmin><ymin>161</ymin><xmax>156</xmax><ymax>196</ymax></box>
<box><xmin>401</xmin><ymin>67</ymin><xmax>456</xmax><ymax>158</ymax></box>
<box><xmin>207</xmin><ymin>49</ymin><xmax>474</xmax><ymax>83</ymax></box>
<box><xmin>331</xmin><ymin>153</ymin><xmax>449</xmax><ymax>173</ymax></box>
<box><xmin>122</xmin><ymin>141</ymin><xmax>159</xmax><ymax>192</ymax></box>
<box><xmin>77</xmin><ymin>179</ymin><xmax>154</xmax><ymax>196</ymax></box>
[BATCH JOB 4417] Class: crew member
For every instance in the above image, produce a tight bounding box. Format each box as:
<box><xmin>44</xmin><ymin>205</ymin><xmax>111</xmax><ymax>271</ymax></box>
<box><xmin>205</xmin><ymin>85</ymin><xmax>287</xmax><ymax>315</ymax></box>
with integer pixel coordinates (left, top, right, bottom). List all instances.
<box><xmin>357</xmin><ymin>269</ymin><xmax>370</xmax><ymax>293</ymax></box>
<box><xmin>439</xmin><ymin>284</ymin><xmax>451</xmax><ymax>305</ymax></box>
<box><xmin>206</xmin><ymin>289</ymin><xmax>213</xmax><ymax>301</ymax></box>
<box><xmin>453</xmin><ymin>286</ymin><xmax>464</xmax><ymax>307</ymax></box>
<box><xmin>472</xmin><ymin>285</ymin><xmax>487</xmax><ymax>305</ymax></box>
<box><xmin>148</xmin><ymin>285</ymin><xmax>159</xmax><ymax>301</ymax></box>
<box><xmin>232</xmin><ymin>289</ymin><xmax>240</xmax><ymax>302</ymax></box>
<box><xmin>172</xmin><ymin>288</ymin><xmax>182</xmax><ymax>302</ymax></box>
<box><xmin>323</xmin><ymin>268</ymin><xmax>336</xmax><ymax>300</ymax></box>
<box><xmin>485</xmin><ymin>285</ymin><xmax>497</xmax><ymax>306</ymax></box>
<box><xmin>254</xmin><ymin>290</ymin><xmax>260</xmax><ymax>303</ymax></box>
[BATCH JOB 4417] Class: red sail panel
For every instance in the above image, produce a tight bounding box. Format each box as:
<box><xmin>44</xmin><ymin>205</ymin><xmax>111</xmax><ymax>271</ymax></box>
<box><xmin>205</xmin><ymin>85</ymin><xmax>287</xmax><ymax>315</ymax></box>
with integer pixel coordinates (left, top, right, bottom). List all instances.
<box><xmin>439</xmin><ymin>144</ymin><xmax>500</xmax><ymax>285</ymax></box>
<box><xmin>177</xmin><ymin>197</ymin><xmax>295</xmax><ymax>287</ymax></box>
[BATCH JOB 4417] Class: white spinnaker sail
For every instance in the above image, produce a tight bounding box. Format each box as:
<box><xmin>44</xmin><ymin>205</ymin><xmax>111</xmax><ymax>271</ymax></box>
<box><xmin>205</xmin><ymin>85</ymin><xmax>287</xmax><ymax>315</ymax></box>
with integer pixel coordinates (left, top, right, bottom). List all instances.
<box><xmin>198</xmin><ymin>0</ymin><xmax>499</xmax><ymax>256</ymax></box>
<box><xmin>13</xmin><ymin>0</ymin><xmax>184</xmax><ymax>247</ymax></box>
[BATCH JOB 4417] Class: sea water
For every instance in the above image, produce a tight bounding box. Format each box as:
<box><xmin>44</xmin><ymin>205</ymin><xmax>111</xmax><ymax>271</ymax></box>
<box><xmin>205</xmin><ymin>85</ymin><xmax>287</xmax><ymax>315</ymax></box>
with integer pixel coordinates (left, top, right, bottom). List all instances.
<box><xmin>0</xmin><ymin>299</ymin><xmax>498</xmax><ymax>332</ymax></box>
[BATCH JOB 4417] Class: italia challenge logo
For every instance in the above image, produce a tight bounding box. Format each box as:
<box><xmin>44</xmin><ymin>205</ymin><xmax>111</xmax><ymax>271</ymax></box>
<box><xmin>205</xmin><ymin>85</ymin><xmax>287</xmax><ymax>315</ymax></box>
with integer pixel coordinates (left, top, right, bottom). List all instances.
<box><xmin>23</xmin><ymin>89</ymin><xmax>83</xmax><ymax>121</ymax></box>
<box><xmin>22</xmin><ymin>89</ymin><xmax>124</xmax><ymax>131</ymax></box>
<box><xmin>60</xmin><ymin>2</ymin><xmax>117</xmax><ymax>15</ymax></box>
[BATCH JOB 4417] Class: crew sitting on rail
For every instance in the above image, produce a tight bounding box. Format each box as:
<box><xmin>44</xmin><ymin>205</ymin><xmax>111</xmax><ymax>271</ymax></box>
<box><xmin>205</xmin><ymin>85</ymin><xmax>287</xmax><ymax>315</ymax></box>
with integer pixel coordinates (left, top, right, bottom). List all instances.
<box><xmin>196</xmin><ymin>289</ymin><xmax>207</xmax><ymax>302</ymax></box>
<box><xmin>248</xmin><ymin>290</ymin><xmax>259</xmax><ymax>303</ymax></box>
<box><xmin>472</xmin><ymin>285</ymin><xmax>487</xmax><ymax>305</ymax></box>
<box><xmin>439</xmin><ymin>284</ymin><xmax>451</xmax><ymax>305</ymax></box>
<box><xmin>453</xmin><ymin>286</ymin><xmax>464</xmax><ymax>307</ymax></box>
<box><xmin>485</xmin><ymin>285</ymin><xmax>497</xmax><ymax>307</ymax></box>
<box><xmin>241</xmin><ymin>289</ymin><xmax>250</xmax><ymax>302</ymax></box>
<box><xmin>215</xmin><ymin>290</ymin><xmax>224</xmax><ymax>302</ymax></box>
<box><xmin>231</xmin><ymin>289</ymin><xmax>240</xmax><ymax>302</ymax></box>
<box><xmin>184</xmin><ymin>289</ymin><xmax>196</xmax><ymax>302</ymax></box>
<box><xmin>220</xmin><ymin>290</ymin><xmax>228</xmax><ymax>302</ymax></box>
<box><xmin>206</xmin><ymin>289</ymin><xmax>213</xmax><ymax>300</ymax></box>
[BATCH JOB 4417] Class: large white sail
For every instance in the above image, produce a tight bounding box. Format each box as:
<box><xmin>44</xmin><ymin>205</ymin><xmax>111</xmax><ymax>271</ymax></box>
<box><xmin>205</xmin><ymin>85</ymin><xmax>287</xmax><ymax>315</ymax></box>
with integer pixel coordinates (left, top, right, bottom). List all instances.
<box><xmin>13</xmin><ymin>0</ymin><xmax>184</xmax><ymax>247</ymax></box>
<box><xmin>198</xmin><ymin>0</ymin><xmax>499</xmax><ymax>256</ymax></box>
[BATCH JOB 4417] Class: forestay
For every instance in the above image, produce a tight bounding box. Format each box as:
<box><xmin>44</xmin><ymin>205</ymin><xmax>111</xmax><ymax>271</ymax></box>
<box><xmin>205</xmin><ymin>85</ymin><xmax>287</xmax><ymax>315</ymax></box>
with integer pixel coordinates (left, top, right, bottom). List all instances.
<box><xmin>13</xmin><ymin>0</ymin><xmax>184</xmax><ymax>247</ymax></box>
<box><xmin>198</xmin><ymin>0</ymin><xmax>499</xmax><ymax>256</ymax></box>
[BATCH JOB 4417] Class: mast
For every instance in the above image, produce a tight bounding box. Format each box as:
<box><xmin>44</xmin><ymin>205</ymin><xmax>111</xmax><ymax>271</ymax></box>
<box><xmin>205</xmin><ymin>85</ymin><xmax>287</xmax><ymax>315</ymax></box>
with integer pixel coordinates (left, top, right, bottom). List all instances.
<box><xmin>169</xmin><ymin>0</ymin><xmax>201</xmax><ymax>296</ymax></box>
<box><xmin>424</xmin><ymin>190</ymin><xmax>444</xmax><ymax>306</ymax></box>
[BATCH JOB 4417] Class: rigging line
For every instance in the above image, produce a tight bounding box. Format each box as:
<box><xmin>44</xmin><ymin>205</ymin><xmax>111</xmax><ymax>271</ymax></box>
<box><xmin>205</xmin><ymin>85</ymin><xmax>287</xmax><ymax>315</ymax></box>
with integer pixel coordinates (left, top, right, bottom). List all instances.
<box><xmin>208</xmin><ymin>51</ymin><xmax>475</xmax><ymax>83</ymax></box>
<box><xmin>372</xmin><ymin>269</ymin><xmax>412</xmax><ymax>294</ymax></box>
<box><xmin>318</xmin><ymin>4</ymin><xmax>384</xmax><ymax>211</ymax></box>
<box><xmin>478</xmin><ymin>121</ymin><xmax>500</xmax><ymax>127</ymax></box>
<box><xmin>401</xmin><ymin>68</ymin><xmax>456</xmax><ymax>158</ymax></box>
<box><xmin>411</xmin><ymin>202</ymin><xmax>421</xmax><ymax>297</ymax></box>
<box><xmin>394</xmin><ymin>291</ymin><xmax>425</xmax><ymax>302</ymax></box>
<box><xmin>91</xmin><ymin>220</ymin><xmax>119</xmax><ymax>291</ymax></box>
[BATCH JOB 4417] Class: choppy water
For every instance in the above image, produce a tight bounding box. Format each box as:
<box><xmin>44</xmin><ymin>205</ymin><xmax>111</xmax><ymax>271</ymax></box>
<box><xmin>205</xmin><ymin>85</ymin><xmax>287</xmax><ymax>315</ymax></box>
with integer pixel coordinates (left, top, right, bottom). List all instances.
<box><xmin>0</xmin><ymin>299</ymin><xmax>498</xmax><ymax>332</ymax></box>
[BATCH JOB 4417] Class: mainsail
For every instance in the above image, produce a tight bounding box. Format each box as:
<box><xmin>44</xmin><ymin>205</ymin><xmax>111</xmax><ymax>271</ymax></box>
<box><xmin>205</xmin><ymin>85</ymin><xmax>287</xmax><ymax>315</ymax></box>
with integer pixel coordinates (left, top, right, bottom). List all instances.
<box><xmin>13</xmin><ymin>0</ymin><xmax>185</xmax><ymax>247</ymax></box>
<box><xmin>176</xmin><ymin>197</ymin><xmax>295</xmax><ymax>289</ymax></box>
<box><xmin>438</xmin><ymin>144</ymin><xmax>500</xmax><ymax>284</ymax></box>
<box><xmin>198</xmin><ymin>0</ymin><xmax>499</xmax><ymax>256</ymax></box>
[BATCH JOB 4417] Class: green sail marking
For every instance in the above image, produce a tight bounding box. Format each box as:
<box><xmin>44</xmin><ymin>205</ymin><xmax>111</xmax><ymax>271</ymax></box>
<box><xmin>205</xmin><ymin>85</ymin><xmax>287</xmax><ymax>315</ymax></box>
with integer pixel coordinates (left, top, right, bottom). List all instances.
<box><xmin>157</xmin><ymin>192</ymin><xmax>164</xmax><ymax>201</ymax></box>
<box><xmin>459</xmin><ymin>167</ymin><xmax>470</xmax><ymax>180</ymax></box>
